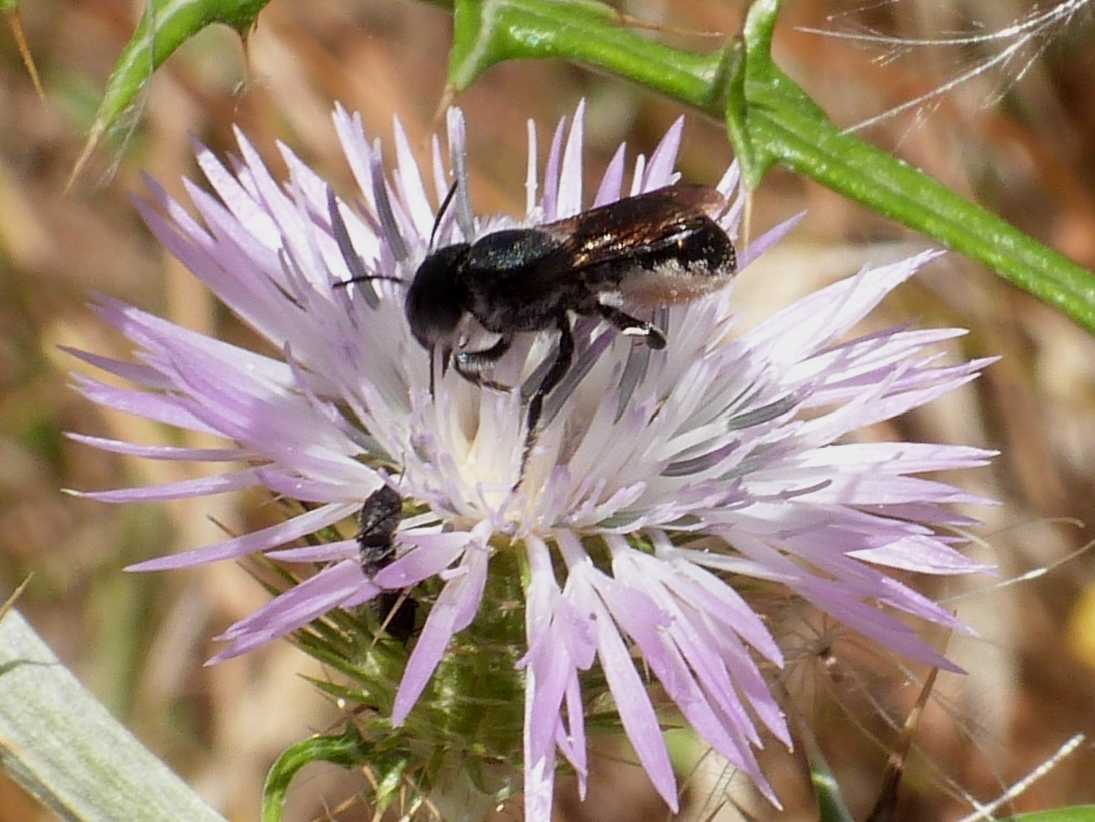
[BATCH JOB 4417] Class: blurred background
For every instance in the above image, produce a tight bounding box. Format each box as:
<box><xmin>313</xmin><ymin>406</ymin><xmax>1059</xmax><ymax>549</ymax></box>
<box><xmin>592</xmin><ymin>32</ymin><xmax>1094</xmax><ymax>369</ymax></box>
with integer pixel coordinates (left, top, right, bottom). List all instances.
<box><xmin>1</xmin><ymin>0</ymin><xmax>1094</xmax><ymax>819</ymax></box>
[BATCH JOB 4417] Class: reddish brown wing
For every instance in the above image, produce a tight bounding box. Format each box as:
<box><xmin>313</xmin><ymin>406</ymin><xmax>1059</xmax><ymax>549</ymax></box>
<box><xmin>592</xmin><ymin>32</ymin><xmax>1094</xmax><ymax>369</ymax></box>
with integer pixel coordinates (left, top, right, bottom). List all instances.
<box><xmin>537</xmin><ymin>184</ymin><xmax>727</xmax><ymax>272</ymax></box>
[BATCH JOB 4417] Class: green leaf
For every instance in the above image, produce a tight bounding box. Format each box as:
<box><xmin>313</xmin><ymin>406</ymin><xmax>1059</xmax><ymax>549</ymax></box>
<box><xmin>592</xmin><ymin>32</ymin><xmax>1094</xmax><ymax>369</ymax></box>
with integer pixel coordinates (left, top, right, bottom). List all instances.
<box><xmin>0</xmin><ymin>609</ymin><xmax>224</xmax><ymax>821</ymax></box>
<box><xmin>70</xmin><ymin>0</ymin><xmax>270</xmax><ymax>186</ymax></box>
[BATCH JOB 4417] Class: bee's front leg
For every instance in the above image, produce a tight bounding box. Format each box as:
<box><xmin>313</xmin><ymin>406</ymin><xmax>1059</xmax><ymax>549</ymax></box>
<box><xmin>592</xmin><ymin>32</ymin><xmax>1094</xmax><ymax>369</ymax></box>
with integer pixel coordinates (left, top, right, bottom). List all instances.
<box><xmin>453</xmin><ymin>334</ymin><xmax>514</xmax><ymax>391</ymax></box>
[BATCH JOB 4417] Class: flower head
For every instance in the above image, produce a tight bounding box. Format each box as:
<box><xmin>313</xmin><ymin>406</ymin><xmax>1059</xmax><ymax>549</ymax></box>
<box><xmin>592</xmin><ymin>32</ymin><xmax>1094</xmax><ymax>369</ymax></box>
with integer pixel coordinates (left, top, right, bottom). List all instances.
<box><xmin>72</xmin><ymin>101</ymin><xmax>995</xmax><ymax>816</ymax></box>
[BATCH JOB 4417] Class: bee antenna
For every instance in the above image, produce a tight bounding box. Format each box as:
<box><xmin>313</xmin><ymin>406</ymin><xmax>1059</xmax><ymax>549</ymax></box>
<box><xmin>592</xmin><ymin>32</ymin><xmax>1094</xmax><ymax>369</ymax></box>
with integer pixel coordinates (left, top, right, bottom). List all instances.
<box><xmin>327</xmin><ymin>185</ymin><xmax>406</xmax><ymax>290</ymax></box>
<box><xmin>333</xmin><ymin>274</ymin><xmax>405</xmax><ymax>289</ymax></box>
<box><xmin>430</xmin><ymin>180</ymin><xmax>459</xmax><ymax>251</ymax></box>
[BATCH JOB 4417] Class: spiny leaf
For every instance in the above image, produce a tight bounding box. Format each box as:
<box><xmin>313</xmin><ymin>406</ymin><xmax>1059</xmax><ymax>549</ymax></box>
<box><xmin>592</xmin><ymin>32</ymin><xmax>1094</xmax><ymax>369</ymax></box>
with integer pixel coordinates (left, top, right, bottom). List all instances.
<box><xmin>4</xmin><ymin>7</ymin><xmax>45</xmax><ymax>100</ymax></box>
<box><xmin>69</xmin><ymin>0</ymin><xmax>270</xmax><ymax>189</ymax></box>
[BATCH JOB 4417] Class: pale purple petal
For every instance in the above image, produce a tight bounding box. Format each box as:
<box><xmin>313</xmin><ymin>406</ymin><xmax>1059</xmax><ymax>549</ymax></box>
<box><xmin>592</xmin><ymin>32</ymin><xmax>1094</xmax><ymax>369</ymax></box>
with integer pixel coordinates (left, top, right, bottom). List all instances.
<box><xmin>373</xmin><ymin>532</ymin><xmax>472</xmax><ymax>587</ymax></box>
<box><xmin>391</xmin><ymin>541</ymin><xmax>490</xmax><ymax>724</ymax></box>
<box><xmin>629</xmin><ymin>152</ymin><xmax>646</xmax><ymax>196</ymax></box>
<box><xmin>748</xmin><ymin>250</ymin><xmax>945</xmax><ymax>364</ymax></box>
<box><xmin>195</xmin><ymin>140</ymin><xmax>281</xmax><ymax>247</ymax></box>
<box><xmin>523</xmin><ymin>756</ymin><xmax>554</xmax><ymax>822</ymax></box>
<box><xmin>210</xmin><ymin>560</ymin><xmax>374</xmax><ymax>661</ymax></box>
<box><xmin>332</xmin><ymin>104</ymin><xmax>377</xmax><ymax>213</ymax></box>
<box><xmin>72</xmin><ymin>375</ymin><xmax>217</xmax><ymax>434</ymax></box>
<box><xmin>588</xmin><ymin>584</ymin><xmax>678</xmax><ymax>812</ymax></box>
<box><xmin>520</xmin><ymin>535</ymin><xmax>591</xmax><ymax>819</ymax></box>
<box><xmin>642</xmin><ymin>115</ymin><xmax>683</xmax><ymax>191</ymax></box>
<box><xmin>716</xmin><ymin>160</ymin><xmax>740</xmax><ymax>198</ymax></box>
<box><xmin>557</xmin><ymin>534</ymin><xmax>679</xmax><ymax>811</ymax></box>
<box><xmin>74</xmin><ymin>466</ymin><xmax>264</xmax><ymax>503</ymax></box>
<box><xmin>63</xmin><ymin>346</ymin><xmax>173</xmax><ymax>389</ymax></box>
<box><xmin>556</xmin><ymin>100</ymin><xmax>585</xmax><ymax>218</ymax></box>
<box><xmin>255</xmin><ymin>470</ymin><xmax>363</xmax><ymax>504</ymax></box>
<box><xmin>847</xmin><ymin>536</ymin><xmax>994</xmax><ymax>575</ymax></box>
<box><xmin>559</xmin><ymin>674</ymin><xmax>588</xmax><ymax>795</ymax></box>
<box><xmin>66</xmin><ymin>433</ymin><xmax>250</xmax><ymax>462</ymax></box>
<box><xmin>736</xmin><ymin>212</ymin><xmax>805</xmax><ymax>270</ymax></box>
<box><xmin>539</xmin><ymin>115</ymin><xmax>567</xmax><ymax>221</ymax></box>
<box><xmin>446</xmin><ymin>107</ymin><xmax>475</xmax><ymax>241</ymax></box>
<box><xmin>392</xmin><ymin>115</ymin><xmax>435</xmax><ymax>240</ymax></box>
<box><xmin>525</xmin><ymin>119</ymin><xmax>539</xmax><ymax>216</ymax></box>
<box><xmin>592</xmin><ymin>143</ymin><xmax>626</xmax><ymax>207</ymax></box>
<box><xmin>266</xmin><ymin>539</ymin><xmax>359</xmax><ymax>562</ymax></box>
<box><xmin>127</xmin><ymin>502</ymin><xmax>358</xmax><ymax>571</ymax></box>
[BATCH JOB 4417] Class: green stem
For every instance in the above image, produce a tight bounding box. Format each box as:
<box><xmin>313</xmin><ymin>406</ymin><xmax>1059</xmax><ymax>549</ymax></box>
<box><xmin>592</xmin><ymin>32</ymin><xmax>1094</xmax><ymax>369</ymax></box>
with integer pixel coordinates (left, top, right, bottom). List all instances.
<box><xmin>449</xmin><ymin>0</ymin><xmax>732</xmax><ymax>113</ymax></box>
<box><xmin>735</xmin><ymin>0</ymin><xmax>1094</xmax><ymax>327</ymax></box>
<box><xmin>82</xmin><ymin>0</ymin><xmax>1095</xmax><ymax>328</ymax></box>
<box><xmin>445</xmin><ymin>0</ymin><xmax>1095</xmax><ymax>331</ymax></box>
<box><xmin>261</xmin><ymin>727</ymin><xmax>375</xmax><ymax>822</ymax></box>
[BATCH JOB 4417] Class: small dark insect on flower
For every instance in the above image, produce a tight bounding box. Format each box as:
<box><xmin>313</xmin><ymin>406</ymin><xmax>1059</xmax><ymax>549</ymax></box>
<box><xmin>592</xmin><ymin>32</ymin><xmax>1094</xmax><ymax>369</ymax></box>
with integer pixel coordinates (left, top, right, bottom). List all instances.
<box><xmin>356</xmin><ymin>484</ymin><xmax>415</xmax><ymax>643</ymax></box>
<box><xmin>337</xmin><ymin>182</ymin><xmax>737</xmax><ymax>481</ymax></box>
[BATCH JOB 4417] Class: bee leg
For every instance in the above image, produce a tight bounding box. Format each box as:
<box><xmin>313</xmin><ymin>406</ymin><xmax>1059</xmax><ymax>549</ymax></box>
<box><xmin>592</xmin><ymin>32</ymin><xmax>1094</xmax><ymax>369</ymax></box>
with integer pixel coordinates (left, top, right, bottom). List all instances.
<box><xmin>453</xmin><ymin>334</ymin><xmax>514</xmax><ymax>391</ymax></box>
<box><xmin>596</xmin><ymin>304</ymin><xmax>666</xmax><ymax>350</ymax></box>
<box><xmin>428</xmin><ymin>346</ymin><xmax>453</xmax><ymax>399</ymax></box>
<box><xmin>428</xmin><ymin>347</ymin><xmax>436</xmax><ymax>398</ymax></box>
<box><xmin>516</xmin><ymin>313</ymin><xmax>574</xmax><ymax>487</ymax></box>
<box><xmin>377</xmin><ymin>590</ymin><xmax>417</xmax><ymax>644</ymax></box>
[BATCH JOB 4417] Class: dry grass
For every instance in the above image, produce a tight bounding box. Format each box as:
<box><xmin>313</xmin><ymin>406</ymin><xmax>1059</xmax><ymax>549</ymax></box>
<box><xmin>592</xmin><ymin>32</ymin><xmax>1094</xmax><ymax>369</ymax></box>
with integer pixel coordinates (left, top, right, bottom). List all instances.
<box><xmin>1</xmin><ymin>0</ymin><xmax>1093</xmax><ymax>819</ymax></box>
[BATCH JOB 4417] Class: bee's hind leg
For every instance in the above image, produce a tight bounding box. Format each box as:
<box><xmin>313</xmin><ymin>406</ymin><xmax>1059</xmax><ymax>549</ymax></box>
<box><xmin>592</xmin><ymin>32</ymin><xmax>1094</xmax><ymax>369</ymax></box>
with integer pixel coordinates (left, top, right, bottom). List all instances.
<box><xmin>596</xmin><ymin>303</ymin><xmax>666</xmax><ymax>349</ymax></box>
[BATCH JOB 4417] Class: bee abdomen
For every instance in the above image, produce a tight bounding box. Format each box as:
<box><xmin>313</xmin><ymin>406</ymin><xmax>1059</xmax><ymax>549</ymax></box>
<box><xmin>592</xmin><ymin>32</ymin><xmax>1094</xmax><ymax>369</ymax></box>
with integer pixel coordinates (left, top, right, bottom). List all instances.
<box><xmin>654</xmin><ymin>218</ymin><xmax>736</xmax><ymax>276</ymax></box>
<box><xmin>603</xmin><ymin>218</ymin><xmax>736</xmax><ymax>305</ymax></box>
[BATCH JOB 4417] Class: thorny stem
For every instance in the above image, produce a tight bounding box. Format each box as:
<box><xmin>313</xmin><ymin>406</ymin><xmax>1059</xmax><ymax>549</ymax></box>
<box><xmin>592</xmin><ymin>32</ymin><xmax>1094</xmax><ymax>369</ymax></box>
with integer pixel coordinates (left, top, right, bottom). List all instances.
<box><xmin>444</xmin><ymin>0</ymin><xmax>1095</xmax><ymax>331</ymax></box>
<box><xmin>81</xmin><ymin>0</ymin><xmax>1095</xmax><ymax>328</ymax></box>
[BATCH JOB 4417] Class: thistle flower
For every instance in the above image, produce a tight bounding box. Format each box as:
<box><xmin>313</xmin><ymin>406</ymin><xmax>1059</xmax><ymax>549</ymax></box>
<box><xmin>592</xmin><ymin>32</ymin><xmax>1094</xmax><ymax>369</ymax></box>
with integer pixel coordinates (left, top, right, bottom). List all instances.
<box><xmin>71</xmin><ymin>101</ymin><xmax>996</xmax><ymax>817</ymax></box>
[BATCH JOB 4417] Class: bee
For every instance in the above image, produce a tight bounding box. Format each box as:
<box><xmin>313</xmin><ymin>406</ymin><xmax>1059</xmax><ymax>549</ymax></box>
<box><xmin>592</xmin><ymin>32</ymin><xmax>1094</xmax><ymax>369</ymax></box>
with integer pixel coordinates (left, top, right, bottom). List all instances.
<box><xmin>356</xmin><ymin>484</ymin><xmax>415</xmax><ymax>643</ymax></box>
<box><xmin>334</xmin><ymin>182</ymin><xmax>737</xmax><ymax>481</ymax></box>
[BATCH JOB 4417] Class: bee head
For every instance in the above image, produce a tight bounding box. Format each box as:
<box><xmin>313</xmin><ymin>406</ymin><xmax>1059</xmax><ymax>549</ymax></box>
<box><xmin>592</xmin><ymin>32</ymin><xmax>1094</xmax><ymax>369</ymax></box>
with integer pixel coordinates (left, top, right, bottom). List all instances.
<box><xmin>405</xmin><ymin>242</ymin><xmax>470</xmax><ymax>350</ymax></box>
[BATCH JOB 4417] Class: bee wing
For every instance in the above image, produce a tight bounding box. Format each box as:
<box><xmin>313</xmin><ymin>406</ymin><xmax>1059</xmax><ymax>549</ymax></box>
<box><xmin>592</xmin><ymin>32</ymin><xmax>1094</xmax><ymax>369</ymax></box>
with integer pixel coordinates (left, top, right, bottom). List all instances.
<box><xmin>537</xmin><ymin>184</ymin><xmax>728</xmax><ymax>271</ymax></box>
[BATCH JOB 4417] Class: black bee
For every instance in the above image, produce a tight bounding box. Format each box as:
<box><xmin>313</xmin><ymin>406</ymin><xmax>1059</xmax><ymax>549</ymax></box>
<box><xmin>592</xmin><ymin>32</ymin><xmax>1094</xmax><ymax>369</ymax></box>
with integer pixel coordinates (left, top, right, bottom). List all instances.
<box><xmin>334</xmin><ymin>182</ymin><xmax>737</xmax><ymax>480</ymax></box>
<box><xmin>356</xmin><ymin>484</ymin><xmax>415</xmax><ymax>643</ymax></box>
